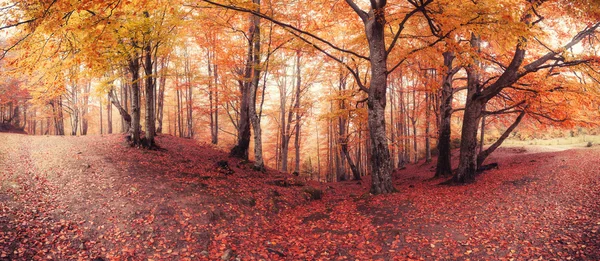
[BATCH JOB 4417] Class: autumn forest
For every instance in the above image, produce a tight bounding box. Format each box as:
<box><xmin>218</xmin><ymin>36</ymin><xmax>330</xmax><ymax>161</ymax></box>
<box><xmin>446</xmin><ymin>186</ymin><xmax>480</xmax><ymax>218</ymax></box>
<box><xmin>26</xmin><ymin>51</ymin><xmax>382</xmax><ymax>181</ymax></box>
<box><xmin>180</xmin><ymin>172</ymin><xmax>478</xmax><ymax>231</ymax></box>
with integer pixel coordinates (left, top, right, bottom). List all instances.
<box><xmin>1</xmin><ymin>0</ymin><xmax>600</xmax><ymax>260</ymax></box>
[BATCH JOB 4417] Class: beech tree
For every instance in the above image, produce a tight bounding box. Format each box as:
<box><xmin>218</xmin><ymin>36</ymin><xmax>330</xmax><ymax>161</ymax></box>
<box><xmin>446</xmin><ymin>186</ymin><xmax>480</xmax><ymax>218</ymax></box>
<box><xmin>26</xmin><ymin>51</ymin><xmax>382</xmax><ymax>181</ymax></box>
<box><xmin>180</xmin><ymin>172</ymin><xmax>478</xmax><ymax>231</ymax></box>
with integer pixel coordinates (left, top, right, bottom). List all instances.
<box><xmin>453</xmin><ymin>0</ymin><xmax>600</xmax><ymax>183</ymax></box>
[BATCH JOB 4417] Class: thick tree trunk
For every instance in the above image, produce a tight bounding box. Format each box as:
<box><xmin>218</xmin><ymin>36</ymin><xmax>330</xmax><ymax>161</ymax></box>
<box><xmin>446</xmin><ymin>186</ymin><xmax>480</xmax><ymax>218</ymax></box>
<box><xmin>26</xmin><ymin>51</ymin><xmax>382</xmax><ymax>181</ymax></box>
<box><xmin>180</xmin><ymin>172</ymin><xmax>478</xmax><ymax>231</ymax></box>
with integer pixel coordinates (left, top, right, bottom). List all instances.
<box><xmin>435</xmin><ymin>51</ymin><xmax>456</xmax><ymax>177</ymax></box>
<box><xmin>454</xmin><ymin>34</ymin><xmax>483</xmax><ymax>183</ymax></box>
<box><xmin>365</xmin><ymin>8</ymin><xmax>395</xmax><ymax>194</ymax></box>
<box><xmin>454</xmin><ymin>98</ymin><xmax>484</xmax><ymax>183</ymax></box>
<box><xmin>129</xmin><ymin>56</ymin><xmax>142</xmax><ymax>144</ymax></box>
<box><xmin>230</xmin><ymin>71</ymin><xmax>251</xmax><ymax>159</ymax></box>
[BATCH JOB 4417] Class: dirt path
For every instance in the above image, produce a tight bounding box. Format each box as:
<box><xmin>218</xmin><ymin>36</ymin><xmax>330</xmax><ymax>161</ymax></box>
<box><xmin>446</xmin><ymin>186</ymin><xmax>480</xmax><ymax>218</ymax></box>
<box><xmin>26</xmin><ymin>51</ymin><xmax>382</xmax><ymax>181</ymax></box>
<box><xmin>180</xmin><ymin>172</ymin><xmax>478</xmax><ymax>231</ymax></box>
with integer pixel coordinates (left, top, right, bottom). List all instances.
<box><xmin>1</xmin><ymin>133</ymin><xmax>600</xmax><ymax>260</ymax></box>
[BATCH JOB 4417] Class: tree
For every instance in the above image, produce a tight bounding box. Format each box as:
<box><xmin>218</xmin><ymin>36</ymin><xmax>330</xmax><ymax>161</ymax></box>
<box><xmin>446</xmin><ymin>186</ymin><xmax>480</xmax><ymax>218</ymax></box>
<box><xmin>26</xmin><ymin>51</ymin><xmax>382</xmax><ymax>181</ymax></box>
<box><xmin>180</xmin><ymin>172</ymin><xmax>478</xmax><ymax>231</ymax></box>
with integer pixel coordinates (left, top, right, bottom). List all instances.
<box><xmin>453</xmin><ymin>1</ymin><xmax>600</xmax><ymax>183</ymax></box>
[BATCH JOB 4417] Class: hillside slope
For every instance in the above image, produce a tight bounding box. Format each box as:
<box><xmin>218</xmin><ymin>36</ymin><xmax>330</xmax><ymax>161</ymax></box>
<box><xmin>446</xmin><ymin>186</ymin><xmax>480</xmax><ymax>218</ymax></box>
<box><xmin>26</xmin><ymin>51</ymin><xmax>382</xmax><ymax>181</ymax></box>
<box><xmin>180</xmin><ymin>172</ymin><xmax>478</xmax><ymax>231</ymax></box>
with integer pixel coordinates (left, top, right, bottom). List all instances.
<box><xmin>1</xmin><ymin>133</ymin><xmax>599</xmax><ymax>260</ymax></box>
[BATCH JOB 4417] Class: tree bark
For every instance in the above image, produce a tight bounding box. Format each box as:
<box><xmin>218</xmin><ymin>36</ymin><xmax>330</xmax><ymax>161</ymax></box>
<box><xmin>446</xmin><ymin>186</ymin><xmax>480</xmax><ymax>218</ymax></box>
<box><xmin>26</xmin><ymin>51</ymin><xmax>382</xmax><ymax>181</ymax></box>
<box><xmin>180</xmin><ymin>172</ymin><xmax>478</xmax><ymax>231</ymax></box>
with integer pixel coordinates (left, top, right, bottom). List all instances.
<box><xmin>107</xmin><ymin>94</ymin><xmax>113</xmax><ymax>134</ymax></box>
<box><xmin>293</xmin><ymin>52</ymin><xmax>302</xmax><ymax>175</ymax></box>
<box><xmin>156</xmin><ymin>56</ymin><xmax>167</xmax><ymax>134</ymax></box>
<box><xmin>477</xmin><ymin>110</ymin><xmax>526</xmax><ymax>168</ymax></box>
<box><xmin>364</xmin><ymin>3</ymin><xmax>395</xmax><ymax>194</ymax></box>
<box><xmin>208</xmin><ymin>49</ymin><xmax>219</xmax><ymax>144</ymax></box>
<box><xmin>230</xmin><ymin>63</ymin><xmax>251</xmax><ymax>159</ymax></box>
<box><xmin>435</xmin><ymin>51</ymin><xmax>456</xmax><ymax>177</ymax></box>
<box><xmin>108</xmin><ymin>90</ymin><xmax>132</xmax><ymax>132</ymax></box>
<box><xmin>454</xmin><ymin>34</ymin><xmax>483</xmax><ymax>183</ymax></box>
<box><xmin>425</xmin><ymin>92</ymin><xmax>432</xmax><ymax>163</ymax></box>
<box><xmin>81</xmin><ymin>81</ymin><xmax>90</xmax><ymax>135</ymax></box>
<box><xmin>144</xmin><ymin>36</ymin><xmax>156</xmax><ymax>147</ymax></box>
<box><xmin>129</xmin><ymin>55</ymin><xmax>142</xmax><ymax>144</ymax></box>
<box><xmin>248</xmin><ymin>0</ymin><xmax>264</xmax><ymax>170</ymax></box>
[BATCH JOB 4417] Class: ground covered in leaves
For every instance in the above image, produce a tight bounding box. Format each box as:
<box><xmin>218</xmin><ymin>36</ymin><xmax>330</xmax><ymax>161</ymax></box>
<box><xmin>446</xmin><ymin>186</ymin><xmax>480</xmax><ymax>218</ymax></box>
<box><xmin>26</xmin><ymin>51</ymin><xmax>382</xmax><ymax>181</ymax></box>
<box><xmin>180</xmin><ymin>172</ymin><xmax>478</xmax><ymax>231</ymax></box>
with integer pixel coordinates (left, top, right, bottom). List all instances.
<box><xmin>1</xmin><ymin>133</ymin><xmax>599</xmax><ymax>260</ymax></box>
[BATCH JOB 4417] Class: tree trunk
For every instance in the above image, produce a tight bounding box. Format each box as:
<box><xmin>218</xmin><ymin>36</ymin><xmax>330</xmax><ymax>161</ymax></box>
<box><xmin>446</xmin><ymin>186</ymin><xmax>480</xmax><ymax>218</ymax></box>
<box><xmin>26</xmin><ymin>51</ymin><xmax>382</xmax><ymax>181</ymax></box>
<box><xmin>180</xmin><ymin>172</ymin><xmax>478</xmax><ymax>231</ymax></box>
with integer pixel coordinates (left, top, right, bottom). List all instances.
<box><xmin>99</xmin><ymin>98</ymin><xmax>103</xmax><ymax>135</ymax></box>
<box><xmin>293</xmin><ymin>52</ymin><xmax>302</xmax><ymax>175</ymax></box>
<box><xmin>144</xmin><ymin>37</ymin><xmax>155</xmax><ymax>147</ymax></box>
<box><xmin>107</xmin><ymin>94</ymin><xmax>113</xmax><ymax>134</ymax></box>
<box><xmin>435</xmin><ymin>51</ymin><xmax>456</xmax><ymax>177</ymax></box>
<box><xmin>397</xmin><ymin>78</ymin><xmax>407</xmax><ymax>169</ymax></box>
<box><xmin>185</xmin><ymin>56</ymin><xmax>193</xmax><ymax>139</ymax></box>
<box><xmin>230</xmin><ymin>72</ymin><xmax>251</xmax><ymax>159</ymax></box>
<box><xmin>477</xmin><ymin>110</ymin><xmax>526</xmax><ymax>168</ymax></box>
<box><xmin>479</xmin><ymin>104</ymin><xmax>486</xmax><ymax>153</ymax></box>
<box><xmin>176</xmin><ymin>83</ymin><xmax>184</xmax><ymax>138</ymax></box>
<box><xmin>156</xmin><ymin>56</ymin><xmax>167</xmax><ymax>134</ymax></box>
<box><xmin>425</xmin><ymin>92</ymin><xmax>432</xmax><ymax>163</ymax></box>
<box><xmin>70</xmin><ymin>82</ymin><xmax>79</xmax><ymax>136</ymax></box>
<box><xmin>411</xmin><ymin>87</ymin><xmax>418</xmax><ymax>163</ymax></box>
<box><xmin>208</xmin><ymin>50</ymin><xmax>219</xmax><ymax>144</ymax></box>
<box><xmin>248</xmin><ymin>0</ymin><xmax>264</xmax><ymax>170</ymax></box>
<box><xmin>108</xmin><ymin>90</ymin><xmax>132</xmax><ymax>132</ymax></box>
<box><xmin>129</xmin><ymin>55</ymin><xmax>142</xmax><ymax>144</ymax></box>
<box><xmin>454</xmin><ymin>34</ymin><xmax>483</xmax><ymax>183</ymax></box>
<box><xmin>81</xmin><ymin>81</ymin><xmax>91</xmax><ymax>135</ymax></box>
<box><xmin>365</xmin><ymin>7</ymin><xmax>395</xmax><ymax>194</ymax></box>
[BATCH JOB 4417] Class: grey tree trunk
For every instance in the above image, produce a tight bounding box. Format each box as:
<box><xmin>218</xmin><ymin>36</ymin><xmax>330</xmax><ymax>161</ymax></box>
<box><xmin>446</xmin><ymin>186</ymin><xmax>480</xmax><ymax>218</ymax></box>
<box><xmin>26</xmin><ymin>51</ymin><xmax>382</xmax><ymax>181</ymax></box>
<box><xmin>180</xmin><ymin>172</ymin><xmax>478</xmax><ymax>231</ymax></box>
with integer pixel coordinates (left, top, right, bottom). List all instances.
<box><xmin>293</xmin><ymin>52</ymin><xmax>302</xmax><ymax>175</ymax></box>
<box><xmin>435</xmin><ymin>51</ymin><xmax>456</xmax><ymax>177</ymax></box>
<box><xmin>108</xmin><ymin>90</ymin><xmax>132</xmax><ymax>132</ymax></box>
<box><xmin>364</xmin><ymin>3</ymin><xmax>395</xmax><ymax>194</ymax></box>
<box><xmin>156</xmin><ymin>57</ymin><xmax>167</xmax><ymax>134</ymax></box>
<box><xmin>248</xmin><ymin>0</ymin><xmax>264</xmax><ymax>170</ymax></box>
<box><xmin>107</xmin><ymin>94</ymin><xmax>113</xmax><ymax>134</ymax></box>
<box><xmin>129</xmin><ymin>55</ymin><xmax>142</xmax><ymax>145</ymax></box>
<box><xmin>208</xmin><ymin>50</ymin><xmax>219</xmax><ymax>144</ymax></box>
<box><xmin>144</xmin><ymin>39</ymin><xmax>155</xmax><ymax>147</ymax></box>
<box><xmin>454</xmin><ymin>34</ymin><xmax>483</xmax><ymax>183</ymax></box>
<box><xmin>81</xmin><ymin>81</ymin><xmax>91</xmax><ymax>135</ymax></box>
<box><xmin>70</xmin><ymin>81</ymin><xmax>79</xmax><ymax>136</ymax></box>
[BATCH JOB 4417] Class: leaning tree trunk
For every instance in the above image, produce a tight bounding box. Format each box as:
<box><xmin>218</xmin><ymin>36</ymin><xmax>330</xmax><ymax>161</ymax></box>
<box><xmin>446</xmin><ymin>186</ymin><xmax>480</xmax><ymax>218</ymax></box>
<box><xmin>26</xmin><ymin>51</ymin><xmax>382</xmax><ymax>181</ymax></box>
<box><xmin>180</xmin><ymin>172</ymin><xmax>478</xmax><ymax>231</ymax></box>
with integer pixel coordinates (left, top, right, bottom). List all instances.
<box><xmin>108</xmin><ymin>90</ymin><xmax>132</xmax><ymax>132</ymax></box>
<box><xmin>365</xmin><ymin>8</ymin><xmax>395</xmax><ymax>194</ymax></box>
<box><xmin>477</xmin><ymin>110</ymin><xmax>526</xmax><ymax>168</ymax></box>
<box><xmin>435</xmin><ymin>51</ymin><xmax>456</xmax><ymax>178</ymax></box>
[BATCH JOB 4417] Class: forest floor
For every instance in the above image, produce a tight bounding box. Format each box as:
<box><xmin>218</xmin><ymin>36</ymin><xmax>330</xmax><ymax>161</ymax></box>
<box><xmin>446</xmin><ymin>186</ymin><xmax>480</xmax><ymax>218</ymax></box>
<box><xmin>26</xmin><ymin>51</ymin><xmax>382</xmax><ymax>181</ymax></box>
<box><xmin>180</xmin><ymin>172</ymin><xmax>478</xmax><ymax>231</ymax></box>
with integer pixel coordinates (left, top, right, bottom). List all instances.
<box><xmin>0</xmin><ymin>133</ymin><xmax>599</xmax><ymax>261</ymax></box>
